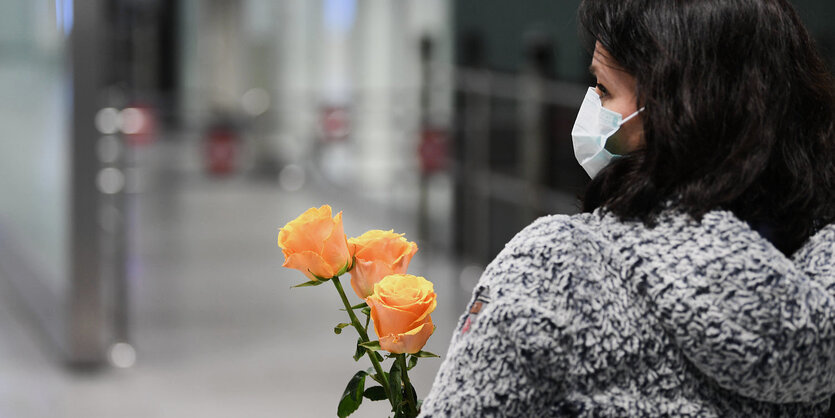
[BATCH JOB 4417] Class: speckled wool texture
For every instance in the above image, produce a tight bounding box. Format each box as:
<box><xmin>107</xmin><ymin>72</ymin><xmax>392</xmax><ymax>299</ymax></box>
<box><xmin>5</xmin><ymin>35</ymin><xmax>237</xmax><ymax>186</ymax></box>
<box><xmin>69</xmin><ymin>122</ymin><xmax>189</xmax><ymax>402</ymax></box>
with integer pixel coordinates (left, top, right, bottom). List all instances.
<box><xmin>420</xmin><ymin>207</ymin><xmax>835</xmax><ymax>417</ymax></box>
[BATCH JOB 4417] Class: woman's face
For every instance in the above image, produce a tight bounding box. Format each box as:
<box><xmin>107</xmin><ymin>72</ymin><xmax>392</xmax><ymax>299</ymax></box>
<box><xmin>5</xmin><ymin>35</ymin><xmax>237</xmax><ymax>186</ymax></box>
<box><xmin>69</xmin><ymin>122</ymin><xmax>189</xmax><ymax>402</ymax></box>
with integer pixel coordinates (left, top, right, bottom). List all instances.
<box><xmin>590</xmin><ymin>42</ymin><xmax>644</xmax><ymax>154</ymax></box>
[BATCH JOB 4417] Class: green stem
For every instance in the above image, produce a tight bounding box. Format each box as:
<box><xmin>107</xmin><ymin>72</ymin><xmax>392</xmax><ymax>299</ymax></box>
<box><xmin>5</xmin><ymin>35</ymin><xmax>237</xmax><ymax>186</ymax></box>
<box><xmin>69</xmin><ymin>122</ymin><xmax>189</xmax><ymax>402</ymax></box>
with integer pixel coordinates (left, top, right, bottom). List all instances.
<box><xmin>331</xmin><ymin>277</ymin><xmax>393</xmax><ymax>407</ymax></box>
<box><xmin>399</xmin><ymin>354</ymin><xmax>418</xmax><ymax>416</ymax></box>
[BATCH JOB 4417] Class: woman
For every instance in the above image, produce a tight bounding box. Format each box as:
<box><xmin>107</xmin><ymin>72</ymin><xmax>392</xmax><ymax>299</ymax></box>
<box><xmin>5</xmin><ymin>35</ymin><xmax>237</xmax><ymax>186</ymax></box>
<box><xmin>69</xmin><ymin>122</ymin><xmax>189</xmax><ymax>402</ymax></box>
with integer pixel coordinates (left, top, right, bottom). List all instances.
<box><xmin>420</xmin><ymin>0</ymin><xmax>835</xmax><ymax>416</ymax></box>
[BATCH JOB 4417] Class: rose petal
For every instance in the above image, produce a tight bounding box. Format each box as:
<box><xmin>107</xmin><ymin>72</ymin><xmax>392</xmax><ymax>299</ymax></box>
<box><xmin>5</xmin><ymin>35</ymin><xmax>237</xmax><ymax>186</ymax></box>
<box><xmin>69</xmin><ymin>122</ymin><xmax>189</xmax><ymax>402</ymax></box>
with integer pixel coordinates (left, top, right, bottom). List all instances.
<box><xmin>390</xmin><ymin>241</ymin><xmax>418</xmax><ymax>273</ymax></box>
<box><xmin>283</xmin><ymin>251</ymin><xmax>335</xmax><ymax>280</ymax></box>
<box><xmin>406</xmin><ymin>296</ymin><xmax>437</xmax><ymax>328</ymax></box>
<box><xmin>379</xmin><ymin>319</ymin><xmax>434</xmax><ymax>354</ymax></box>
<box><xmin>278</xmin><ymin>206</ymin><xmax>335</xmax><ymax>255</ymax></box>
<box><xmin>350</xmin><ymin>259</ymin><xmax>394</xmax><ymax>299</ymax></box>
<box><xmin>320</xmin><ymin>211</ymin><xmax>351</xmax><ymax>272</ymax></box>
<box><xmin>350</xmin><ymin>230</ymin><xmax>416</xmax><ymax>267</ymax></box>
<box><xmin>376</xmin><ymin>295</ymin><xmax>436</xmax><ymax>328</ymax></box>
<box><xmin>367</xmin><ymin>295</ymin><xmax>421</xmax><ymax>338</ymax></box>
<box><xmin>351</xmin><ymin>230</ymin><xmax>398</xmax><ymax>259</ymax></box>
<box><xmin>376</xmin><ymin>275</ymin><xmax>434</xmax><ymax>308</ymax></box>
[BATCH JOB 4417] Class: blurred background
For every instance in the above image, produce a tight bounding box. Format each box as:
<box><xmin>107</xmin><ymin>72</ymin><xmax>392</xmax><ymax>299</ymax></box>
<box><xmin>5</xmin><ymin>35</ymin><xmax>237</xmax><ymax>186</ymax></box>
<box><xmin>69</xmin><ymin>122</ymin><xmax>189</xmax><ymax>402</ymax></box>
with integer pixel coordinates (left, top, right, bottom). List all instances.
<box><xmin>1</xmin><ymin>1</ymin><xmax>833</xmax><ymax>417</ymax></box>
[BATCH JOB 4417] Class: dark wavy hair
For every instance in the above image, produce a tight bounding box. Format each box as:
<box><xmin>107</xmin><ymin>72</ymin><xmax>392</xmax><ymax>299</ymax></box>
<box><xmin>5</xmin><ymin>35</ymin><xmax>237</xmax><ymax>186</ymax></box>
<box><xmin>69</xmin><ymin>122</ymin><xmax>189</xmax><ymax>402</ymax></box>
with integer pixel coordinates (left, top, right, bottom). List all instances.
<box><xmin>578</xmin><ymin>0</ymin><xmax>835</xmax><ymax>254</ymax></box>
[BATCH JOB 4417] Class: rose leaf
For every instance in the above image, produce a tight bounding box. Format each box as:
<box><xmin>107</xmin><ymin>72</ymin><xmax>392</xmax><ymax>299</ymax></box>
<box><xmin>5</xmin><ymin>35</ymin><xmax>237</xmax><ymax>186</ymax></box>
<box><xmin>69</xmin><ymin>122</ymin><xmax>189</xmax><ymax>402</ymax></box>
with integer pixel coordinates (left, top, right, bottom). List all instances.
<box><xmin>388</xmin><ymin>360</ymin><xmax>403</xmax><ymax>411</ymax></box>
<box><xmin>358</xmin><ymin>341</ymin><xmax>381</xmax><ymax>351</ymax></box>
<box><xmin>353</xmin><ymin>339</ymin><xmax>365</xmax><ymax>361</ymax></box>
<box><xmin>291</xmin><ymin>279</ymin><xmax>325</xmax><ymax>289</ymax></box>
<box><xmin>337</xmin><ymin>370</ymin><xmax>367</xmax><ymax>418</ymax></box>
<box><xmin>407</xmin><ymin>355</ymin><xmax>418</xmax><ymax>370</ymax></box>
<box><xmin>363</xmin><ymin>386</ymin><xmax>387</xmax><ymax>401</ymax></box>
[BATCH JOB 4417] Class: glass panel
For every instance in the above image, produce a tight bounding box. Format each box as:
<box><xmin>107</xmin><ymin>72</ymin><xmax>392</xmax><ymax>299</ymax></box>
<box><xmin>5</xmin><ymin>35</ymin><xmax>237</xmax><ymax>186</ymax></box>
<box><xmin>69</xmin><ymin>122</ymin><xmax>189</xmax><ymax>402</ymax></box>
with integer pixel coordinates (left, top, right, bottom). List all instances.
<box><xmin>0</xmin><ymin>0</ymin><xmax>70</xmax><ymax>293</ymax></box>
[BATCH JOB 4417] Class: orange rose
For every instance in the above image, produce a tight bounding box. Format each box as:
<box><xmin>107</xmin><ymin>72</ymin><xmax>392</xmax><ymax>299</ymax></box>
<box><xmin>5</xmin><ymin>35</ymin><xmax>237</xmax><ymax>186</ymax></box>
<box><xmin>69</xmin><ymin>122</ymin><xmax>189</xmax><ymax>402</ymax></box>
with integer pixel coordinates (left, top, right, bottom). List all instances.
<box><xmin>348</xmin><ymin>230</ymin><xmax>418</xmax><ymax>299</ymax></box>
<box><xmin>278</xmin><ymin>205</ymin><xmax>352</xmax><ymax>281</ymax></box>
<box><xmin>366</xmin><ymin>274</ymin><xmax>436</xmax><ymax>354</ymax></box>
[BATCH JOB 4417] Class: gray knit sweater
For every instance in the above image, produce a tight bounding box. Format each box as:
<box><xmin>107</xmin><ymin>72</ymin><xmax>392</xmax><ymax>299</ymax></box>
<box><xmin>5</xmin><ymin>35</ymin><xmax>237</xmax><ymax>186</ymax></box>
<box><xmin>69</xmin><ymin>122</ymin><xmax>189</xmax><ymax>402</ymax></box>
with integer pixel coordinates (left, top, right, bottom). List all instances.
<box><xmin>420</xmin><ymin>207</ymin><xmax>835</xmax><ymax>417</ymax></box>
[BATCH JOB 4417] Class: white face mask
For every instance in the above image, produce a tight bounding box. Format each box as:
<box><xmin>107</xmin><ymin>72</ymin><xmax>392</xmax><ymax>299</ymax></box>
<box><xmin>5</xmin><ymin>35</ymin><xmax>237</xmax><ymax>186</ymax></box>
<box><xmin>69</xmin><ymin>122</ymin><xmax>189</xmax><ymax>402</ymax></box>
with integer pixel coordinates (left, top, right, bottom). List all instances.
<box><xmin>571</xmin><ymin>87</ymin><xmax>644</xmax><ymax>178</ymax></box>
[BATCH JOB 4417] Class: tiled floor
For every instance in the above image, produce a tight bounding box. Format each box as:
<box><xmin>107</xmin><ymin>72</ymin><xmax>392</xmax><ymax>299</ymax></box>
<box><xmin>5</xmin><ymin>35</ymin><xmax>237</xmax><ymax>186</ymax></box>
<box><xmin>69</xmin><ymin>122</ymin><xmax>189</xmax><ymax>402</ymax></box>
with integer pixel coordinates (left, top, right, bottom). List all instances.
<box><xmin>0</xmin><ymin>141</ymin><xmax>477</xmax><ymax>418</ymax></box>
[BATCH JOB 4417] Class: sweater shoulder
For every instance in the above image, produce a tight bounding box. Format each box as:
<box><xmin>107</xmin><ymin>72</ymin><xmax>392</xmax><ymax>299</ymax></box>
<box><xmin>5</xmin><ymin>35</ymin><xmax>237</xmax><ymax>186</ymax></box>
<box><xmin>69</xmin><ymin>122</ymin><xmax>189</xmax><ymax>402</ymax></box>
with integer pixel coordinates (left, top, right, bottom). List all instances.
<box><xmin>476</xmin><ymin>213</ymin><xmax>605</xmax><ymax>296</ymax></box>
<box><xmin>502</xmin><ymin>212</ymin><xmax>602</xmax><ymax>255</ymax></box>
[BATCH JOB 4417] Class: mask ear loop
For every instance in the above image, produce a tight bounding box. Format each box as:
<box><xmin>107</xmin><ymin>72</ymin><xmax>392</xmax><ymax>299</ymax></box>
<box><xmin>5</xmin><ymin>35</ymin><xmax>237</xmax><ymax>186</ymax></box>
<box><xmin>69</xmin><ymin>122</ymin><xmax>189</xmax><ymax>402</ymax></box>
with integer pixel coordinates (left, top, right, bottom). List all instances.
<box><xmin>620</xmin><ymin>106</ymin><xmax>646</xmax><ymax>125</ymax></box>
<box><xmin>605</xmin><ymin>107</ymin><xmax>646</xmax><ymax>155</ymax></box>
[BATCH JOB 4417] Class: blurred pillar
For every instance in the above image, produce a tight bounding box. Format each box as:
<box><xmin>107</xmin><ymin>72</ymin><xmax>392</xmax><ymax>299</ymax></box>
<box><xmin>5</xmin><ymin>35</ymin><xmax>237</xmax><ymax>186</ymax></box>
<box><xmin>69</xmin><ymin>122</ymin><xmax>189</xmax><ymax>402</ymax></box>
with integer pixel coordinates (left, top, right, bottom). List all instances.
<box><xmin>178</xmin><ymin>0</ymin><xmax>245</xmax><ymax>126</ymax></box>
<box><xmin>239</xmin><ymin>0</ymin><xmax>279</xmax><ymax>173</ymax></box>
<box><xmin>409</xmin><ymin>0</ymin><xmax>454</xmax><ymax>131</ymax></box>
<box><xmin>417</xmin><ymin>37</ymin><xmax>434</xmax><ymax>243</ymax></box>
<box><xmin>321</xmin><ymin>0</ymin><xmax>353</xmax><ymax>105</ymax></box>
<box><xmin>69</xmin><ymin>0</ymin><xmax>108</xmax><ymax>366</ymax></box>
<box><xmin>518</xmin><ymin>35</ymin><xmax>553</xmax><ymax>222</ymax></box>
<box><xmin>178</xmin><ymin>0</ymin><xmax>201</xmax><ymax>124</ymax></box>
<box><xmin>272</xmin><ymin>0</ymin><xmax>321</xmax><ymax>165</ymax></box>
<box><xmin>456</xmin><ymin>33</ymin><xmax>492</xmax><ymax>263</ymax></box>
<box><xmin>352</xmin><ymin>0</ymin><xmax>403</xmax><ymax>195</ymax></box>
<box><xmin>206</xmin><ymin>0</ymin><xmax>245</xmax><ymax>113</ymax></box>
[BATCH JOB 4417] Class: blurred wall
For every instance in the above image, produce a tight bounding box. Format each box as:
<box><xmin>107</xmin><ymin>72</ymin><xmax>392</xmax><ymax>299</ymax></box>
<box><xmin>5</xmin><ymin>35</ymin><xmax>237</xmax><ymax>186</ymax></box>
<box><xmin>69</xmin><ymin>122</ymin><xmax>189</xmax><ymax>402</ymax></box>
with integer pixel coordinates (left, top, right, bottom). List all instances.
<box><xmin>175</xmin><ymin>0</ymin><xmax>453</xmax><ymax>199</ymax></box>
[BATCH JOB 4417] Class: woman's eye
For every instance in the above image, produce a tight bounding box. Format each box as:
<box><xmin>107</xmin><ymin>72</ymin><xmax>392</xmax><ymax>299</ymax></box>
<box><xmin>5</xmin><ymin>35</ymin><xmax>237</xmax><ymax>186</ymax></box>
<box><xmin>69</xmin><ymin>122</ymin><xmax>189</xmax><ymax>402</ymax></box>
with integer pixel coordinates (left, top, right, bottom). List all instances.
<box><xmin>596</xmin><ymin>83</ymin><xmax>609</xmax><ymax>98</ymax></box>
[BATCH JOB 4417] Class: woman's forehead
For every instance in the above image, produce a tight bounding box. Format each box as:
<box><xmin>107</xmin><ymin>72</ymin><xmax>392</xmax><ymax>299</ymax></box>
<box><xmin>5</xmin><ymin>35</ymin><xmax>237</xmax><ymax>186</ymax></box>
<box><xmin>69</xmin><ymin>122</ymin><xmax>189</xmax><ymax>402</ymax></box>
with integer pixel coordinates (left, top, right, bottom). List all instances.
<box><xmin>593</xmin><ymin>41</ymin><xmax>611</xmax><ymax>62</ymax></box>
<box><xmin>591</xmin><ymin>41</ymin><xmax>628</xmax><ymax>74</ymax></box>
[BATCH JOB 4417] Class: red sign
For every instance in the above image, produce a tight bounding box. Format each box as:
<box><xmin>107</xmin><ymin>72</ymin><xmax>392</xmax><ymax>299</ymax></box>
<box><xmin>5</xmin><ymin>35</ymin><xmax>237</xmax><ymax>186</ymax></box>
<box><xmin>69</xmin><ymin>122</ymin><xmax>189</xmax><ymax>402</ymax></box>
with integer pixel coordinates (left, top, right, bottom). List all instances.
<box><xmin>418</xmin><ymin>128</ymin><xmax>448</xmax><ymax>174</ymax></box>
<box><xmin>320</xmin><ymin>106</ymin><xmax>351</xmax><ymax>142</ymax></box>
<box><xmin>206</xmin><ymin>128</ymin><xmax>237</xmax><ymax>175</ymax></box>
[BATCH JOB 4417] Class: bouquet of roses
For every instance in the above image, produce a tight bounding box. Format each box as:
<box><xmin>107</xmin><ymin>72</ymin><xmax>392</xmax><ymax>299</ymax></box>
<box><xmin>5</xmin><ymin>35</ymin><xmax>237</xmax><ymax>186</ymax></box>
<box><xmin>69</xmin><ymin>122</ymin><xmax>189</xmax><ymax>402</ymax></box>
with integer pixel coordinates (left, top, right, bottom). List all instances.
<box><xmin>278</xmin><ymin>205</ymin><xmax>439</xmax><ymax>418</ymax></box>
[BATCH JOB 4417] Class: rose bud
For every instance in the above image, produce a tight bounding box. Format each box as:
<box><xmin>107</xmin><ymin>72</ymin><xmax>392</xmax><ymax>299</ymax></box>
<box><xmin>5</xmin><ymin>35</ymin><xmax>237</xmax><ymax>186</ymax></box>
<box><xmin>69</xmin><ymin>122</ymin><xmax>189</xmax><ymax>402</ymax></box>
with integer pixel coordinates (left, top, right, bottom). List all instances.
<box><xmin>278</xmin><ymin>205</ymin><xmax>352</xmax><ymax>281</ymax></box>
<box><xmin>348</xmin><ymin>230</ymin><xmax>418</xmax><ymax>299</ymax></box>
